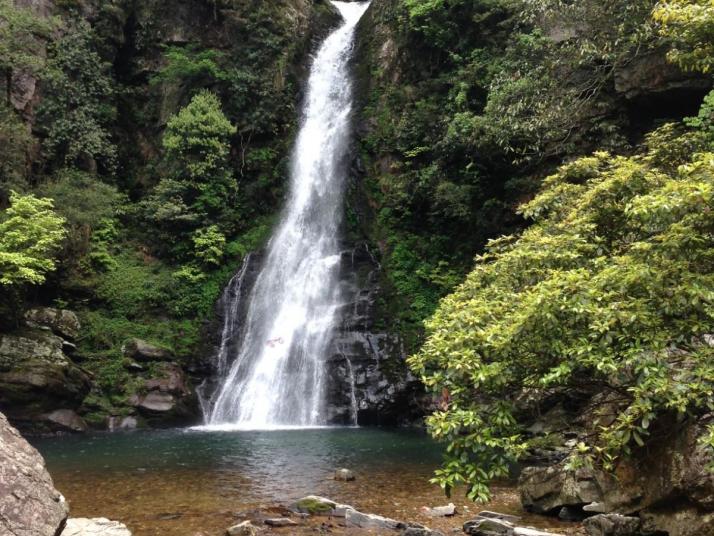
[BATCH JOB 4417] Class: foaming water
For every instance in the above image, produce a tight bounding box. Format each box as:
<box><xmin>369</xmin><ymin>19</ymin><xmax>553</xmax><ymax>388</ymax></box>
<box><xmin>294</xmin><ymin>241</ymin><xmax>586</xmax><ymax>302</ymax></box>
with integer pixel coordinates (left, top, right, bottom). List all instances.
<box><xmin>206</xmin><ymin>1</ymin><xmax>371</xmax><ymax>428</ymax></box>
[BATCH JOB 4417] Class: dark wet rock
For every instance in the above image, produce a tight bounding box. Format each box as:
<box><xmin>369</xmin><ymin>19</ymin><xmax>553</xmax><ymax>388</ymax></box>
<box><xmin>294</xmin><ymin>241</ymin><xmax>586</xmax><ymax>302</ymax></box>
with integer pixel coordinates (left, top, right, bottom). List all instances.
<box><xmin>0</xmin><ymin>410</ymin><xmax>69</xmax><ymax>535</ymax></box>
<box><xmin>420</xmin><ymin>503</ymin><xmax>456</xmax><ymax>517</ymax></box>
<box><xmin>121</xmin><ymin>339</ymin><xmax>172</xmax><ymax>362</ymax></box>
<box><xmin>334</xmin><ymin>468</ymin><xmax>355</xmax><ymax>481</ymax></box>
<box><xmin>42</xmin><ymin>409</ymin><xmax>88</xmax><ymax>433</ymax></box>
<box><xmin>345</xmin><ymin>509</ymin><xmax>404</xmax><ymax>530</ymax></box>
<box><xmin>264</xmin><ymin>517</ymin><xmax>298</xmax><ymax>527</ymax></box>
<box><xmin>557</xmin><ymin>505</ymin><xmax>586</xmax><ymax>521</ymax></box>
<box><xmin>324</xmin><ymin>244</ymin><xmax>426</xmax><ymax>426</ymax></box>
<box><xmin>0</xmin><ymin>330</ymin><xmax>92</xmax><ymax>428</ymax></box>
<box><xmin>61</xmin><ymin>517</ymin><xmax>132</xmax><ymax>536</ymax></box>
<box><xmin>25</xmin><ymin>308</ymin><xmax>81</xmax><ymax>341</ymax></box>
<box><xmin>226</xmin><ymin>521</ymin><xmax>258</xmax><ymax>536</ymax></box>
<box><xmin>583</xmin><ymin>514</ymin><xmax>641</xmax><ymax>536</ymax></box>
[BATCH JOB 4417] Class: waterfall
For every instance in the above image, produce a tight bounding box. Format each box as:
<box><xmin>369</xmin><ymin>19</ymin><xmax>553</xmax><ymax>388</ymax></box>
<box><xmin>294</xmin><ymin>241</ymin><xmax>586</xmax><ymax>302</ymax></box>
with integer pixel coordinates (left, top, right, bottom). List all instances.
<box><xmin>205</xmin><ymin>1</ymin><xmax>370</xmax><ymax>428</ymax></box>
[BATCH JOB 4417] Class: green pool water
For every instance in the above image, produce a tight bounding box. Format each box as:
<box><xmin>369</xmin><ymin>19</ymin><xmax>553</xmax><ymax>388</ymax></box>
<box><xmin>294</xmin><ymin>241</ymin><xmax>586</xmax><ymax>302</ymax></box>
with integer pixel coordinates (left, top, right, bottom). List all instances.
<box><xmin>31</xmin><ymin>427</ymin><xmax>575</xmax><ymax>536</ymax></box>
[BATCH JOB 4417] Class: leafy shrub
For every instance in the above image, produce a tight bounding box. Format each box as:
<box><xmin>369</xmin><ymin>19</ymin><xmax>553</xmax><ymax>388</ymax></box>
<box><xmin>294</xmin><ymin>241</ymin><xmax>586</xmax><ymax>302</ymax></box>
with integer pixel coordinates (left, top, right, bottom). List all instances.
<box><xmin>409</xmin><ymin>124</ymin><xmax>714</xmax><ymax>501</ymax></box>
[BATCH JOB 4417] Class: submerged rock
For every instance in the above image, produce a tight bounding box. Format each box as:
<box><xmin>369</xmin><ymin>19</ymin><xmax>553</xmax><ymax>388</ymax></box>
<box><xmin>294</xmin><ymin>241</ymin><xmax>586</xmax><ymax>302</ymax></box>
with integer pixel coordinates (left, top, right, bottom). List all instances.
<box><xmin>334</xmin><ymin>467</ymin><xmax>355</xmax><ymax>481</ymax></box>
<box><xmin>62</xmin><ymin>517</ymin><xmax>132</xmax><ymax>536</ymax></box>
<box><xmin>0</xmin><ymin>410</ymin><xmax>69</xmax><ymax>536</ymax></box>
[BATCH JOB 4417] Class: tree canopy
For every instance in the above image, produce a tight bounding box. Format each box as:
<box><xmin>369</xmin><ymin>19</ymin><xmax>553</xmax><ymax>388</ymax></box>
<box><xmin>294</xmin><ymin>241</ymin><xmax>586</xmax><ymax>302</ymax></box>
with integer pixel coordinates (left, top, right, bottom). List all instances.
<box><xmin>0</xmin><ymin>191</ymin><xmax>66</xmax><ymax>286</ymax></box>
<box><xmin>409</xmin><ymin>121</ymin><xmax>714</xmax><ymax>501</ymax></box>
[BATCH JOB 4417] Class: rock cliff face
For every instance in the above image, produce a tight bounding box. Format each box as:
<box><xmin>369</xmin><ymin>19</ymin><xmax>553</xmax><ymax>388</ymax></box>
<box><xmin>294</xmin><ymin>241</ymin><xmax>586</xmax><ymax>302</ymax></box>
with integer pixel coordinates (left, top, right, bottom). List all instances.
<box><xmin>0</xmin><ymin>410</ymin><xmax>69</xmax><ymax>536</ymax></box>
<box><xmin>0</xmin><ymin>311</ymin><xmax>91</xmax><ymax>433</ymax></box>
<box><xmin>518</xmin><ymin>413</ymin><xmax>714</xmax><ymax>536</ymax></box>
<box><xmin>325</xmin><ymin>243</ymin><xmax>424</xmax><ymax>425</ymax></box>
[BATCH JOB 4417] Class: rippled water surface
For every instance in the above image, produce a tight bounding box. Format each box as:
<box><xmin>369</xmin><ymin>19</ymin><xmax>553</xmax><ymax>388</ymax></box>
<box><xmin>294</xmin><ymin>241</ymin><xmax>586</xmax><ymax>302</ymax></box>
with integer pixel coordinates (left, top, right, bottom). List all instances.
<box><xmin>33</xmin><ymin>428</ymin><xmax>579</xmax><ymax>535</ymax></box>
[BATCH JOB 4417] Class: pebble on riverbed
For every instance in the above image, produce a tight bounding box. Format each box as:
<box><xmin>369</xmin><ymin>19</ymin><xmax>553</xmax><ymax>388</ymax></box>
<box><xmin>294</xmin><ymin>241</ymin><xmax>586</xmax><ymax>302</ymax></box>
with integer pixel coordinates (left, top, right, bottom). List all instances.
<box><xmin>334</xmin><ymin>468</ymin><xmax>356</xmax><ymax>481</ymax></box>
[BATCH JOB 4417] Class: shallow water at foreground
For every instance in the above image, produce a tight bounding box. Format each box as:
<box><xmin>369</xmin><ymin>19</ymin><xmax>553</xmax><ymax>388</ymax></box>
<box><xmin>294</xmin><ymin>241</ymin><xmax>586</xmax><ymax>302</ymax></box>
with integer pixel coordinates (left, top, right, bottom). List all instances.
<box><xmin>33</xmin><ymin>428</ymin><xmax>579</xmax><ymax>535</ymax></box>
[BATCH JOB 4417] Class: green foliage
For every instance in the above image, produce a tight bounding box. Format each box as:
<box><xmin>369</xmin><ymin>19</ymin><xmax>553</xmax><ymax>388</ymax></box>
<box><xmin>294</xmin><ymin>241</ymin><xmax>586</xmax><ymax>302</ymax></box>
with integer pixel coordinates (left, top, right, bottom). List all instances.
<box><xmin>685</xmin><ymin>89</ymin><xmax>714</xmax><ymax>140</ymax></box>
<box><xmin>39</xmin><ymin>20</ymin><xmax>117</xmax><ymax>172</ymax></box>
<box><xmin>38</xmin><ymin>169</ymin><xmax>126</xmax><ymax>258</ymax></box>
<box><xmin>192</xmin><ymin>225</ymin><xmax>226</xmax><ymax>267</ymax></box>
<box><xmin>142</xmin><ymin>91</ymin><xmax>237</xmax><ymax>248</ymax></box>
<box><xmin>0</xmin><ymin>191</ymin><xmax>66</xmax><ymax>286</ymax></box>
<box><xmin>409</xmin><ymin>124</ymin><xmax>714</xmax><ymax>501</ymax></box>
<box><xmin>654</xmin><ymin>0</ymin><xmax>714</xmax><ymax>73</ymax></box>
<box><xmin>151</xmin><ymin>44</ymin><xmax>228</xmax><ymax>86</ymax></box>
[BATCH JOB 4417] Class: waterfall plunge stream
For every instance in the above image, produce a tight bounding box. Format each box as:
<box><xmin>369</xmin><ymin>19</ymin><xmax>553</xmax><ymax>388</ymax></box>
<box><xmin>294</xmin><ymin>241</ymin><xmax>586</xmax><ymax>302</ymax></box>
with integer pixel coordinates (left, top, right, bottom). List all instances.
<box><xmin>203</xmin><ymin>1</ymin><xmax>370</xmax><ymax>429</ymax></box>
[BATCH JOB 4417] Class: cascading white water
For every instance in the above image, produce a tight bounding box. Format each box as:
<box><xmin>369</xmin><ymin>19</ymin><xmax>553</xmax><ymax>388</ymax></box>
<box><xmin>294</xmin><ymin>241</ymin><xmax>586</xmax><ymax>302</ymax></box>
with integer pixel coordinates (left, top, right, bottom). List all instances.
<box><xmin>206</xmin><ymin>1</ymin><xmax>370</xmax><ymax>428</ymax></box>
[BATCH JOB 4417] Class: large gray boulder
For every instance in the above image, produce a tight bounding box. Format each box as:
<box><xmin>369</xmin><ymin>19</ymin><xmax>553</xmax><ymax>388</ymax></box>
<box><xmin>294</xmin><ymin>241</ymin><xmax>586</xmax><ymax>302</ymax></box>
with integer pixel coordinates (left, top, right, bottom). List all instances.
<box><xmin>0</xmin><ymin>330</ymin><xmax>91</xmax><ymax>429</ymax></box>
<box><xmin>0</xmin><ymin>410</ymin><xmax>68</xmax><ymax>536</ymax></box>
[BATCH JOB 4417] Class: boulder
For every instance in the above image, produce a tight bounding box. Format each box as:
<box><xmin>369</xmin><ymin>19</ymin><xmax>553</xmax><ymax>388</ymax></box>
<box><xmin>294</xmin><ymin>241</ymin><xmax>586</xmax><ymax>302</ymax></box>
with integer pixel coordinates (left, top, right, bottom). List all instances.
<box><xmin>143</xmin><ymin>363</ymin><xmax>190</xmax><ymax>396</ymax></box>
<box><xmin>61</xmin><ymin>518</ymin><xmax>132</xmax><ymax>536</ymax></box>
<box><xmin>25</xmin><ymin>308</ymin><xmax>81</xmax><ymax>341</ymax></box>
<box><xmin>583</xmin><ymin>514</ymin><xmax>641</xmax><ymax>536</ymax></box>
<box><xmin>334</xmin><ymin>467</ymin><xmax>355</xmax><ymax>481</ymax></box>
<box><xmin>463</xmin><ymin>517</ymin><xmax>514</xmax><ymax>536</ymax></box>
<box><xmin>121</xmin><ymin>339</ymin><xmax>172</xmax><ymax>362</ymax></box>
<box><xmin>42</xmin><ymin>409</ymin><xmax>88</xmax><ymax>433</ymax></box>
<box><xmin>0</xmin><ymin>330</ymin><xmax>92</xmax><ymax>428</ymax></box>
<box><xmin>226</xmin><ymin>521</ymin><xmax>258</xmax><ymax>536</ymax></box>
<box><xmin>345</xmin><ymin>509</ymin><xmax>404</xmax><ymax>530</ymax></box>
<box><xmin>519</xmin><ymin>463</ymin><xmax>602</xmax><ymax>514</ymax></box>
<box><xmin>292</xmin><ymin>495</ymin><xmax>353</xmax><ymax>516</ymax></box>
<box><xmin>420</xmin><ymin>503</ymin><xmax>456</xmax><ymax>517</ymax></box>
<box><xmin>128</xmin><ymin>363</ymin><xmax>197</xmax><ymax>425</ymax></box>
<box><xmin>0</xmin><ymin>410</ymin><xmax>69</xmax><ymax>536</ymax></box>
